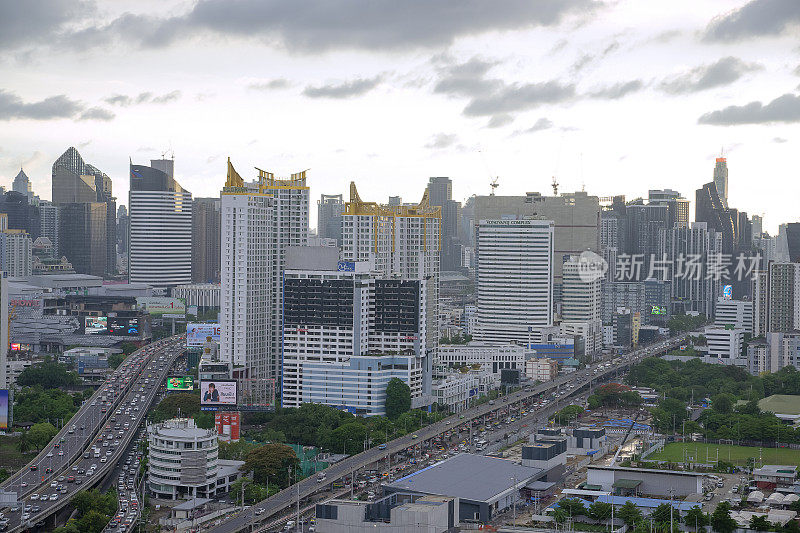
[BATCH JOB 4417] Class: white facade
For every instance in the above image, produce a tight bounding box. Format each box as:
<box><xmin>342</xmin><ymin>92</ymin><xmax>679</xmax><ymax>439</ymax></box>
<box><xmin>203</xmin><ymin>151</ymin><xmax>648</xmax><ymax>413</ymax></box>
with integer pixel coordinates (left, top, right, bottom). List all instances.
<box><xmin>463</xmin><ymin>305</ymin><xmax>477</xmax><ymax>335</ymax></box>
<box><xmin>128</xmin><ymin>180</ymin><xmax>193</xmax><ymax>287</ymax></box>
<box><xmin>704</xmin><ymin>326</ymin><xmax>745</xmax><ymax>366</ymax></box>
<box><xmin>0</xmin><ymin>229</ymin><xmax>32</xmax><ymax>277</ymax></box>
<box><xmin>561</xmin><ymin>320</ymin><xmax>603</xmax><ymax>357</ymax></box>
<box><xmin>172</xmin><ymin>283</ymin><xmax>220</xmax><ymax>308</ymax></box>
<box><xmin>219</xmin><ymin>163</ymin><xmax>309</xmax><ymax>381</ymax></box>
<box><xmin>715</xmin><ymin>298</ymin><xmax>753</xmax><ymax>333</ymax></box>
<box><xmin>437</xmin><ymin>342</ymin><xmax>527</xmax><ymax>376</ymax></box>
<box><xmin>281</xmin><ymin>264</ymin><xmax>428</xmax><ymax>415</ymax></box>
<box><xmin>525</xmin><ymin>358</ymin><xmax>557</xmax><ymax>382</ymax></box>
<box><xmin>432</xmin><ymin>369</ymin><xmax>496</xmax><ymax>413</ymax></box>
<box><xmin>561</xmin><ymin>255</ymin><xmax>602</xmax><ymax>355</ymax></box>
<box><xmin>474</xmin><ymin>219</ymin><xmax>553</xmax><ymax>344</ymax></box>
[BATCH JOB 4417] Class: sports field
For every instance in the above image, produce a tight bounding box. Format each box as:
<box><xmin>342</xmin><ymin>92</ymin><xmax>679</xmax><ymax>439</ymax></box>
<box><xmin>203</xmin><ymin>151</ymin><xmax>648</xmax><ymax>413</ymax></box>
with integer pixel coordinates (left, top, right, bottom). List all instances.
<box><xmin>648</xmin><ymin>442</ymin><xmax>800</xmax><ymax>467</ymax></box>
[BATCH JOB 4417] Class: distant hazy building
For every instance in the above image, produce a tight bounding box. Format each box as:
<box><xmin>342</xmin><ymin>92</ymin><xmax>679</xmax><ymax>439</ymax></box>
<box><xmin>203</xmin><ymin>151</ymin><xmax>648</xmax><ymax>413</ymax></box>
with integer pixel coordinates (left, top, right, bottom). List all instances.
<box><xmin>474</xmin><ymin>219</ymin><xmax>553</xmax><ymax>344</ymax></box>
<box><xmin>58</xmin><ymin>202</ymin><xmax>108</xmax><ymax>277</ymax></box>
<box><xmin>0</xmin><ymin>214</ymin><xmax>32</xmax><ymax>277</ymax></box>
<box><xmin>12</xmin><ymin>168</ymin><xmax>34</xmax><ymax>203</ymax></box>
<box><xmin>648</xmin><ymin>189</ymin><xmax>690</xmax><ymax>229</ymax></box>
<box><xmin>39</xmin><ymin>201</ymin><xmax>59</xmax><ymax>256</ymax></box>
<box><xmin>128</xmin><ymin>159</ymin><xmax>193</xmax><ymax>288</ymax></box>
<box><xmin>713</xmin><ymin>157</ymin><xmax>729</xmax><ymax>208</ymax></box>
<box><xmin>668</xmin><ymin>222</ymin><xmax>722</xmax><ymax>317</ymax></box>
<box><xmin>427</xmin><ymin>177</ymin><xmax>462</xmax><ymax>272</ymax></box>
<box><xmin>191</xmin><ymin>197</ymin><xmax>220</xmax><ymax>283</ymax></box>
<box><xmin>51</xmin><ymin>147</ymin><xmax>116</xmax><ymax>277</ymax></box>
<box><xmin>0</xmin><ymin>191</ymin><xmax>40</xmax><ymax>240</ymax></box>
<box><xmin>316</xmin><ymin>194</ymin><xmax>344</xmax><ymax>245</ymax></box>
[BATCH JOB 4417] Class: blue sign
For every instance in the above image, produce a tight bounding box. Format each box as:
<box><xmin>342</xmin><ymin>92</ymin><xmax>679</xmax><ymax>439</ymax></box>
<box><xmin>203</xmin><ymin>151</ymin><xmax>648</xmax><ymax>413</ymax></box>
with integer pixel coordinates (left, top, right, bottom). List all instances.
<box><xmin>722</xmin><ymin>285</ymin><xmax>732</xmax><ymax>300</ymax></box>
<box><xmin>337</xmin><ymin>261</ymin><xmax>355</xmax><ymax>272</ymax></box>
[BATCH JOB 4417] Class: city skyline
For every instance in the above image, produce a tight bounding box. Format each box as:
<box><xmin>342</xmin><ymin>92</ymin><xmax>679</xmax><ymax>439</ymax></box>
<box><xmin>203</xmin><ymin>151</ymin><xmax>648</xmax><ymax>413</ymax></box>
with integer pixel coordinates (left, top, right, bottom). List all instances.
<box><xmin>1</xmin><ymin>0</ymin><xmax>798</xmax><ymax>233</ymax></box>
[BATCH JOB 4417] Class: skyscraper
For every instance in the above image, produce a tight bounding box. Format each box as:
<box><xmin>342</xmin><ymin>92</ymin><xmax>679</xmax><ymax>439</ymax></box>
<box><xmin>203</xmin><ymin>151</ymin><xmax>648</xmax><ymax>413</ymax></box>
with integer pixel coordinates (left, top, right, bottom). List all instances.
<box><xmin>191</xmin><ymin>197</ymin><xmax>221</xmax><ymax>283</ymax></box>
<box><xmin>695</xmin><ymin>181</ymin><xmax>737</xmax><ymax>255</ymax></box>
<box><xmin>129</xmin><ymin>159</ymin><xmax>193</xmax><ymax>288</ymax></box>
<box><xmin>625</xmin><ymin>202</ymin><xmax>669</xmax><ymax>277</ymax></box>
<box><xmin>219</xmin><ymin>159</ymin><xmax>309</xmax><ymax>381</ymax></box>
<box><xmin>474</xmin><ymin>219</ymin><xmax>554</xmax><ymax>344</ymax></box>
<box><xmin>427</xmin><ymin>177</ymin><xmax>462</xmax><ymax>272</ymax></box>
<box><xmin>51</xmin><ymin>147</ymin><xmax>116</xmax><ymax>276</ymax></box>
<box><xmin>0</xmin><ymin>213</ymin><xmax>32</xmax><ymax>277</ymax></box>
<box><xmin>561</xmin><ymin>254</ymin><xmax>603</xmax><ymax>355</ymax></box>
<box><xmin>648</xmin><ymin>189</ymin><xmax>689</xmax><ymax>229</ymax></box>
<box><xmin>316</xmin><ymin>194</ymin><xmax>343</xmax><ymax>245</ymax></box>
<box><xmin>12</xmin><ymin>169</ymin><xmax>34</xmax><ymax>203</ymax></box>
<box><xmin>58</xmin><ymin>202</ymin><xmax>107</xmax><ymax>276</ymax></box>
<box><xmin>0</xmin><ymin>191</ymin><xmax>40</xmax><ymax>239</ymax></box>
<box><xmin>668</xmin><ymin>222</ymin><xmax>722</xmax><ymax>317</ymax></box>
<box><xmin>713</xmin><ymin>157</ymin><xmax>729</xmax><ymax>208</ymax></box>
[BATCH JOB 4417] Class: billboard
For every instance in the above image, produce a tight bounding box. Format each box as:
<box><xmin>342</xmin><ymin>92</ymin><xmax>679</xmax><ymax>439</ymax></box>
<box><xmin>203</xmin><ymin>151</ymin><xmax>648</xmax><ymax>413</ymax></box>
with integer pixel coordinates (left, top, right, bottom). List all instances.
<box><xmin>0</xmin><ymin>389</ymin><xmax>10</xmax><ymax>430</ymax></box>
<box><xmin>186</xmin><ymin>323</ymin><xmax>220</xmax><ymax>347</ymax></box>
<box><xmin>85</xmin><ymin>316</ymin><xmax>108</xmax><ymax>334</ymax></box>
<box><xmin>214</xmin><ymin>412</ymin><xmax>241</xmax><ymax>441</ymax></box>
<box><xmin>650</xmin><ymin>305</ymin><xmax>668</xmax><ymax>316</ymax></box>
<box><xmin>166</xmin><ymin>376</ymin><xmax>194</xmax><ymax>391</ymax></box>
<box><xmin>200</xmin><ymin>380</ymin><xmax>237</xmax><ymax>407</ymax></box>
<box><xmin>136</xmin><ymin>297</ymin><xmax>186</xmax><ymax>316</ymax></box>
<box><xmin>723</xmin><ymin>285</ymin><xmax>733</xmax><ymax>300</ymax></box>
<box><xmin>108</xmin><ymin>318</ymin><xmax>140</xmax><ymax>337</ymax></box>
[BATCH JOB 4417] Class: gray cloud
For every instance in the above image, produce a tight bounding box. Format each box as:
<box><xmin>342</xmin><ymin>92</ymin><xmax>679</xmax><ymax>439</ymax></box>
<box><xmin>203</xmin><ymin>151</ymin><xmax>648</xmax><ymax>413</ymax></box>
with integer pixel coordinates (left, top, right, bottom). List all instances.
<box><xmin>794</xmin><ymin>64</ymin><xmax>800</xmax><ymax>77</ymax></box>
<box><xmin>433</xmin><ymin>57</ymin><xmax>502</xmax><ymax>98</ymax></box>
<box><xmin>78</xmin><ymin>107</ymin><xmax>115</xmax><ymax>121</ymax></box>
<box><xmin>303</xmin><ymin>76</ymin><xmax>383</xmax><ymax>99</ymax></box>
<box><xmin>587</xmin><ymin>80</ymin><xmax>644</xmax><ymax>99</ymax></box>
<box><xmin>104</xmin><ymin>91</ymin><xmax>182</xmax><ymax>106</ymax></box>
<box><xmin>54</xmin><ymin>0</ymin><xmax>599</xmax><ymax>54</ymax></box>
<box><xmin>704</xmin><ymin>0</ymin><xmax>800</xmax><ymax>41</ymax></box>
<box><xmin>570</xmin><ymin>54</ymin><xmax>594</xmax><ymax>74</ymax></box>
<box><xmin>698</xmin><ymin>93</ymin><xmax>800</xmax><ymax>125</ymax></box>
<box><xmin>527</xmin><ymin>117</ymin><xmax>554</xmax><ymax>132</ymax></box>
<box><xmin>463</xmin><ymin>80</ymin><xmax>575</xmax><ymax>116</ymax></box>
<box><xmin>425</xmin><ymin>133</ymin><xmax>458</xmax><ymax>149</ymax></box>
<box><xmin>660</xmin><ymin>56</ymin><xmax>761</xmax><ymax>94</ymax></box>
<box><xmin>0</xmin><ymin>90</ymin><xmax>84</xmax><ymax>121</ymax></box>
<box><xmin>487</xmin><ymin>114</ymin><xmax>514</xmax><ymax>128</ymax></box>
<box><xmin>0</xmin><ymin>0</ymin><xmax>90</xmax><ymax>51</ymax></box>
<box><xmin>249</xmin><ymin>78</ymin><xmax>291</xmax><ymax>91</ymax></box>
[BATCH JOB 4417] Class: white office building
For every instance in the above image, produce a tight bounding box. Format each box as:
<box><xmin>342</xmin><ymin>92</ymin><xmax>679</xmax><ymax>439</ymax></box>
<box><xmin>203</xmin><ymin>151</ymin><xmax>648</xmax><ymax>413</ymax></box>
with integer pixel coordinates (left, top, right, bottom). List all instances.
<box><xmin>704</xmin><ymin>326</ymin><xmax>746</xmax><ymax>366</ymax></box>
<box><xmin>146</xmin><ymin>418</ymin><xmax>243</xmax><ymax>500</ymax></box>
<box><xmin>474</xmin><ymin>219</ymin><xmax>554</xmax><ymax>343</ymax></box>
<box><xmin>561</xmin><ymin>255</ymin><xmax>602</xmax><ymax>355</ymax></box>
<box><xmin>219</xmin><ymin>160</ymin><xmax>309</xmax><ymax>381</ymax></box>
<box><xmin>714</xmin><ymin>297</ymin><xmax>754</xmax><ymax>333</ymax></box>
<box><xmin>0</xmin><ymin>228</ymin><xmax>32</xmax><ymax>277</ymax></box>
<box><xmin>128</xmin><ymin>159</ymin><xmax>193</xmax><ymax>288</ymax></box>
<box><xmin>432</xmin><ymin>369</ymin><xmax>496</xmax><ymax>413</ymax></box>
<box><xmin>281</xmin><ymin>251</ymin><xmax>429</xmax><ymax>415</ymax></box>
<box><xmin>437</xmin><ymin>342</ymin><xmax>528</xmax><ymax>376</ymax></box>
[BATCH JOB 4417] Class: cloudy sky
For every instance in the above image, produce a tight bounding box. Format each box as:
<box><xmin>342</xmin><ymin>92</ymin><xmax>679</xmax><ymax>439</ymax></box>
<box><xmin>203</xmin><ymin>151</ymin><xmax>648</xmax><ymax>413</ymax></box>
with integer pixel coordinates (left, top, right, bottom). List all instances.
<box><xmin>1</xmin><ymin>0</ymin><xmax>798</xmax><ymax>232</ymax></box>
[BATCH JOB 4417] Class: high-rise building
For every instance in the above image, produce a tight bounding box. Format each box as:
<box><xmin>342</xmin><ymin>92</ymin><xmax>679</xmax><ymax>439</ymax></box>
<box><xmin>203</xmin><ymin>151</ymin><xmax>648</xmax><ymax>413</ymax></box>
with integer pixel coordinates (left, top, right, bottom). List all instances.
<box><xmin>648</xmin><ymin>189</ymin><xmax>690</xmax><ymax>229</ymax></box>
<box><xmin>341</xmin><ymin>183</ymin><xmax>440</xmax><ymax>382</ymax></box>
<box><xmin>39</xmin><ymin>201</ymin><xmax>59</xmax><ymax>257</ymax></box>
<box><xmin>714</xmin><ymin>297</ymin><xmax>753</xmax><ymax>333</ymax></box>
<box><xmin>713</xmin><ymin>157</ymin><xmax>729</xmax><ymax>208</ymax></box>
<box><xmin>752</xmin><ymin>215</ymin><xmax>764</xmax><ymax>242</ymax></box>
<box><xmin>192</xmin><ymin>197</ymin><xmax>221</xmax><ymax>283</ymax></box>
<box><xmin>0</xmin><ymin>191</ymin><xmax>40</xmax><ymax>239</ymax></box>
<box><xmin>129</xmin><ymin>159</ymin><xmax>193</xmax><ymax>288</ymax></box>
<box><xmin>12</xmin><ymin>168</ymin><xmax>34</xmax><ymax>203</ymax></box>
<box><xmin>0</xmin><ymin>275</ymin><xmax>7</xmax><ymax>390</ymax></box>
<box><xmin>561</xmin><ymin>255</ymin><xmax>602</xmax><ymax>355</ymax></box>
<box><xmin>316</xmin><ymin>194</ymin><xmax>344</xmax><ymax>245</ymax></box>
<box><xmin>767</xmin><ymin>262</ymin><xmax>800</xmax><ymax>334</ymax></box>
<box><xmin>281</xmin><ymin>253</ymin><xmax>429</xmax><ymax>415</ymax></box>
<box><xmin>427</xmin><ymin>177</ymin><xmax>462</xmax><ymax>272</ymax></box>
<box><xmin>0</xmin><ymin>214</ymin><xmax>32</xmax><ymax>277</ymax></box>
<box><xmin>696</xmin><ymin>181</ymin><xmax>737</xmax><ymax>255</ymax></box>
<box><xmin>51</xmin><ymin>147</ymin><xmax>116</xmax><ymax>276</ymax></box>
<box><xmin>668</xmin><ymin>222</ymin><xmax>722</xmax><ymax>317</ymax></box>
<box><xmin>219</xmin><ymin>160</ymin><xmax>309</xmax><ymax>382</ymax></box>
<box><xmin>58</xmin><ymin>203</ymin><xmax>107</xmax><ymax>276</ymax></box>
<box><xmin>474</xmin><ymin>219</ymin><xmax>553</xmax><ymax>344</ymax></box>
<box><xmin>625</xmin><ymin>203</ymin><xmax>669</xmax><ymax>277</ymax></box>
<box><xmin>467</xmin><ymin>191</ymin><xmax>599</xmax><ymax>297</ymax></box>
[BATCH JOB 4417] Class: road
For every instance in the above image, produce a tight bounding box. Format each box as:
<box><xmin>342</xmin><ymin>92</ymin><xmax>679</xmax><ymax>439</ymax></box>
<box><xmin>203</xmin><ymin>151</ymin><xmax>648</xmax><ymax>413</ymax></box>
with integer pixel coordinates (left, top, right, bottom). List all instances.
<box><xmin>209</xmin><ymin>334</ymin><xmax>690</xmax><ymax>533</ymax></box>
<box><xmin>1</xmin><ymin>335</ymin><xmax>185</xmax><ymax>532</ymax></box>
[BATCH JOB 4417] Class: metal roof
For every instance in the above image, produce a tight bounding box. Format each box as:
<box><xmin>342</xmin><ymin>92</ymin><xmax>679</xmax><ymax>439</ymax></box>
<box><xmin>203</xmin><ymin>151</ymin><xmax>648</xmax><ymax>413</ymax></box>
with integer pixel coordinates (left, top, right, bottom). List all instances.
<box><xmin>385</xmin><ymin>453</ymin><xmax>542</xmax><ymax>503</ymax></box>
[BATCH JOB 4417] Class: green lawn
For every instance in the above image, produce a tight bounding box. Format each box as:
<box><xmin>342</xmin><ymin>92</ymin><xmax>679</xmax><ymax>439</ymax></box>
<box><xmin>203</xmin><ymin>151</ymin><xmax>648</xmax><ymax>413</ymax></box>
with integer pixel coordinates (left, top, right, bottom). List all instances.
<box><xmin>649</xmin><ymin>442</ymin><xmax>800</xmax><ymax>467</ymax></box>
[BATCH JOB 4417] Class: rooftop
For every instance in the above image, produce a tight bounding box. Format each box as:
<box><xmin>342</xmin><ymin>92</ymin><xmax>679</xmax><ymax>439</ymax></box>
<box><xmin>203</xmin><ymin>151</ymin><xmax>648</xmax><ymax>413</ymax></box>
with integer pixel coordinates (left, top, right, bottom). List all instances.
<box><xmin>384</xmin><ymin>453</ymin><xmax>542</xmax><ymax>503</ymax></box>
<box><xmin>759</xmin><ymin>395</ymin><xmax>800</xmax><ymax>417</ymax></box>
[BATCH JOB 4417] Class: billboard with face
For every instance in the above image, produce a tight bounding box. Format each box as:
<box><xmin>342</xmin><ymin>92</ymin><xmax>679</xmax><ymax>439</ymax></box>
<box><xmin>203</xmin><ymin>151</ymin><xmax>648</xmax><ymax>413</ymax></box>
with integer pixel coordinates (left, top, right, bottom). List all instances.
<box><xmin>200</xmin><ymin>381</ymin><xmax>237</xmax><ymax>406</ymax></box>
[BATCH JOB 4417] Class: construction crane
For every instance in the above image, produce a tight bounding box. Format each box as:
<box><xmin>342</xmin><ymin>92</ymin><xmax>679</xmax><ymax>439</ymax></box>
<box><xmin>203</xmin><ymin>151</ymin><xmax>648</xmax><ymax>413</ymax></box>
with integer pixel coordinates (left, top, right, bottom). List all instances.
<box><xmin>490</xmin><ymin>177</ymin><xmax>499</xmax><ymax>196</ymax></box>
<box><xmin>551</xmin><ymin>176</ymin><xmax>559</xmax><ymax>196</ymax></box>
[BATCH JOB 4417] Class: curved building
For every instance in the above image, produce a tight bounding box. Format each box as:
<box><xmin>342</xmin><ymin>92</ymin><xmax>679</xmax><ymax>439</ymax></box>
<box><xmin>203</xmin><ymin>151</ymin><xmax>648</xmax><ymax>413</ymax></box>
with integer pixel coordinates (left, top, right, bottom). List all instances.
<box><xmin>129</xmin><ymin>159</ymin><xmax>192</xmax><ymax>287</ymax></box>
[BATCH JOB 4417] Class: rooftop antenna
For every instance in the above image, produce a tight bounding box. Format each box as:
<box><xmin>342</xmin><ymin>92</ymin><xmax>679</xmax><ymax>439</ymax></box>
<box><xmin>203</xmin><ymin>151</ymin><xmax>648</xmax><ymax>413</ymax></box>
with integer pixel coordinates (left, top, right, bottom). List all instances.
<box><xmin>490</xmin><ymin>176</ymin><xmax>499</xmax><ymax>196</ymax></box>
<box><xmin>551</xmin><ymin>176</ymin><xmax>559</xmax><ymax>196</ymax></box>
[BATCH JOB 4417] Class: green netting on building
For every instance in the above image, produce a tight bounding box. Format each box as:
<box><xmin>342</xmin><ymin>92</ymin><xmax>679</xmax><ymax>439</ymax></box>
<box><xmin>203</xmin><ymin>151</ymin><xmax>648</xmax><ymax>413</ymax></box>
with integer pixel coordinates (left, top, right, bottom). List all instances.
<box><xmin>288</xmin><ymin>444</ymin><xmax>329</xmax><ymax>477</ymax></box>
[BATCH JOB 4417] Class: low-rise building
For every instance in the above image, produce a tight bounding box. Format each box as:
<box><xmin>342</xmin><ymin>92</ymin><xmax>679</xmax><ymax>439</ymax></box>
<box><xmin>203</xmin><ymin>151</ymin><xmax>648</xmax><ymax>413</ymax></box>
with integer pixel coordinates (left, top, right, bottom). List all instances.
<box><xmin>704</xmin><ymin>325</ymin><xmax>745</xmax><ymax>366</ymax></box>
<box><xmin>432</xmin><ymin>369</ymin><xmax>496</xmax><ymax>413</ymax></box>
<box><xmin>437</xmin><ymin>342</ymin><xmax>528</xmax><ymax>376</ymax></box>
<box><xmin>315</xmin><ymin>494</ymin><xmax>459</xmax><ymax>533</ymax></box>
<box><xmin>568</xmin><ymin>427</ymin><xmax>607</xmax><ymax>456</ymax></box>
<box><xmin>754</xmin><ymin>465</ymin><xmax>797</xmax><ymax>490</ymax></box>
<box><xmin>146</xmin><ymin>418</ymin><xmax>243</xmax><ymax>500</ymax></box>
<box><xmin>525</xmin><ymin>357</ymin><xmax>557</xmax><ymax>382</ymax></box>
<box><xmin>587</xmin><ymin>465</ymin><xmax>704</xmax><ymax>497</ymax></box>
<box><xmin>172</xmin><ymin>283</ymin><xmax>220</xmax><ymax>309</ymax></box>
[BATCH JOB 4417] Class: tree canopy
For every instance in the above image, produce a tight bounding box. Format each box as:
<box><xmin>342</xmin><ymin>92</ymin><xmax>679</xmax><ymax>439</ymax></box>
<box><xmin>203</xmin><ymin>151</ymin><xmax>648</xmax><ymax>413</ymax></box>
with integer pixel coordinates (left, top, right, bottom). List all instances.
<box><xmin>243</xmin><ymin>443</ymin><xmax>300</xmax><ymax>488</ymax></box>
<box><xmin>16</xmin><ymin>358</ymin><xmax>80</xmax><ymax>389</ymax></box>
<box><xmin>385</xmin><ymin>378</ymin><xmax>411</xmax><ymax>419</ymax></box>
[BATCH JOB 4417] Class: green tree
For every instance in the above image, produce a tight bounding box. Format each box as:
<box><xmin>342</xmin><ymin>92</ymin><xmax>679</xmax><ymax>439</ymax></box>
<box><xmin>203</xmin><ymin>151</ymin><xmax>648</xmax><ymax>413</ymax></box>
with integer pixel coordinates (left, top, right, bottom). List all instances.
<box><xmin>553</xmin><ymin>404</ymin><xmax>584</xmax><ymax>425</ymax></box>
<box><xmin>16</xmin><ymin>358</ymin><xmax>80</xmax><ymax>388</ymax></box>
<box><xmin>711</xmin><ymin>393</ymin><xmax>735</xmax><ymax>414</ymax></box>
<box><xmin>77</xmin><ymin>510</ymin><xmax>111</xmax><ymax>533</ymax></box>
<box><xmin>219</xmin><ymin>440</ymin><xmax>259</xmax><ymax>461</ymax></box>
<box><xmin>385</xmin><ymin>378</ymin><xmax>411</xmax><ymax>419</ymax></box>
<box><xmin>588</xmin><ymin>501</ymin><xmax>613</xmax><ymax>522</ymax></box>
<box><xmin>329</xmin><ymin>422</ymin><xmax>367</xmax><ymax>455</ymax></box>
<box><xmin>229</xmin><ymin>479</ymin><xmax>271</xmax><ymax>504</ymax></box>
<box><xmin>711</xmin><ymin>501</ymin><xmax>737</xmax><ymax>533</ymax></box>
<box><xmin>651</xmin><ymin>503</ymin><xmax>679</xmax><ymax>525</ymax></box>
<box><xmin>120</xmin><ymin>342</ymin><xmax>138</xmax><ymax>355</ymax></box>
<box><xmin>558</xmin><ymin>498</ymin><xmax>587</xmax><ymax>518</ymax></box>
<box><xmin>587</xmin><ymin>395</ymin><xmax>602</xmax><ymax>409</ymax></box>
<box><xmin>27</xmin><ymin>422</ymin><xmax>58</xmax><ymax>451</ymax></box>
<box><xmin>750</xmin><ymin>515</ymin><xmax>771</xmax><ymax>531</ymax></box>
<box><xmin>685</xmin><ymin>506</ymin><xmax>708</xmax><ymax>531</ymax></box>
<box><xmin>618</xmin><ymin>500</ymin><xmax>643</xmax><ymax>526</ymax></box>
<box><xmin>243</xmin><ymin>443</ymin><xmax>300</xmax><ymax>488</ymax></box>
<box><xmin>108</xmin><ymin>352</ymin><xmax>126</xmax><ymax>369</ymax></box>
<box><xmin>150</xmin><ymin>392</ymin><xmax>200</xmax><ymax>422</ymax></box>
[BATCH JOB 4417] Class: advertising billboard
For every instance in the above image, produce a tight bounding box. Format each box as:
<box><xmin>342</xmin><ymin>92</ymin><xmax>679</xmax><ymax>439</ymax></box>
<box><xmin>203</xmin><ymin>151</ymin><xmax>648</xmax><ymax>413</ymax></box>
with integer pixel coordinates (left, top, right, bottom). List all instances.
<box><xmin>186</xmin><ymin>323</ymin><xmax>220</xmax><ymax>347</ymax></box>
<box><xmin>0</xmin><ymin>389</ymin><xmax>10</xmax><ymax>430</ymax></box>
<box><xmin>166</xmin><ymin>376</ymin><xmax>194</xmax><ymax>391</ymax></box>
<box><xmin>650</xmin><ymin>305</ymin><xmax>668</xmax><ymax>316</ymax></box>
<box><xmin>108</xmin><ymin>317</ymin><xmax>140</xmax><ymax>337</ymax></box>
<box><xmin>85</xmin><ymin>316</ymin><xmax>108</xmax><ymax>334</ymax></box>
<box><xmin>136</xmin><ymin>297</ymin><xmax>186</xmax><ymax>316</ymax></box>
<box><xmin>200</xmin><ymin>380</ymin><xmax>237</xmax><ymax>407</ymax></box>
<box><xmin>214</xmin><ymin>412</ymin><xmax>241</xmax><ymax>441</ymax></box>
